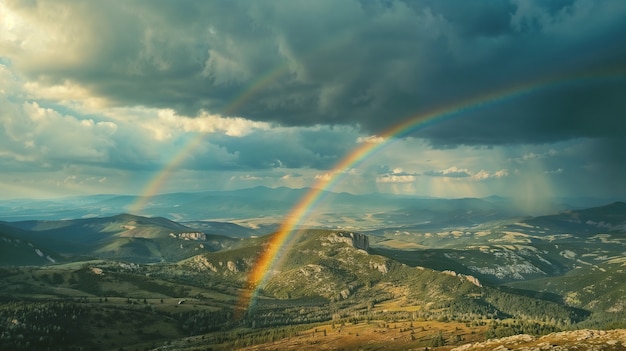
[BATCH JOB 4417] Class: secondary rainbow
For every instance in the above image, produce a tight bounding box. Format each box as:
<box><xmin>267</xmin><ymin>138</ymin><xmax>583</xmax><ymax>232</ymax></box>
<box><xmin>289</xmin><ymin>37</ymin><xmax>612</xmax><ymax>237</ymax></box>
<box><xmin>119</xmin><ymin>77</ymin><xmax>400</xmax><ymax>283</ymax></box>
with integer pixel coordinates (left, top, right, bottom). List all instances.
<box><xmin>236</xmin><ymin>66</ymin><xmax>626</xmax><ymax>314</ymax></box>
<box><xmin>128</xmin><ymin>64</ymin><xmax>291</xmax><ymax>214</ymax></box>
<box><xmin>129</xmin><ymin>31</ymin><xmax>354</xmax><ymax>213</ymax></box>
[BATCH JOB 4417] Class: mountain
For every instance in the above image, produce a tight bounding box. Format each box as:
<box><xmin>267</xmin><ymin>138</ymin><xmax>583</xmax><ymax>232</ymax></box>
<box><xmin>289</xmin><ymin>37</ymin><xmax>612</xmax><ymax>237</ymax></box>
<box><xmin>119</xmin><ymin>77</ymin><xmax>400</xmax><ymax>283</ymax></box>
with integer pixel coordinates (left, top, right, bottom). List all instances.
<box><xmin>0</xmin><ymin>194</ymin><xmax>124</xmax><ymax>221</ymax></box>
<box><xmin>4</xmin><ymin>186</ymin><xmax>607</xmax><ymax>223</ymax></box>
<box><xmin>0</xmin><ymin>200</ymin><xmax>624</xmax><ymax>350</ymax></box>
<box><xmin>4</xmin><ymin>214</ymin><xmax>238</xmax><ymax>263</ymax></box>
<box><xmin>522</xmin><ymin>201</ymin><xmax>626</xmax><ymax>235</ymax></box>
<box><xmin>182</xmin><ymin>220</ymin><xmax>268</xmax><ymax>237</ymax></box>
<box><xmin>365</xmin><ymin>201</ymin><xmax>626</xmax><ymax>328</ymax></box>
<box><xmin>181</xmin><ymin>229</ymin><xmax>589</xmax><ymax>326</ymax></box>
<box><xmin>367</xmin><ymin>201</ymin><xmax>626</xmax><ymax>273</ymax></box>
<box><xmin>365</xmin><ymin>197</ymin><xmax>518</xmax><ymax>232</ymax></box>
<box><xmin>0</xmin><ymin>222</ymin><xmax>60</xmax><ymax>266</ymax></box>
<box><xmin>504</xmin><ymin>259</ymin><xmax>626</xmax><ymax>328</ymax></box>
<box><xmin>0</xmin><ymin>222</ymin><xmax>619</xmax><ymax>350</ymax></box>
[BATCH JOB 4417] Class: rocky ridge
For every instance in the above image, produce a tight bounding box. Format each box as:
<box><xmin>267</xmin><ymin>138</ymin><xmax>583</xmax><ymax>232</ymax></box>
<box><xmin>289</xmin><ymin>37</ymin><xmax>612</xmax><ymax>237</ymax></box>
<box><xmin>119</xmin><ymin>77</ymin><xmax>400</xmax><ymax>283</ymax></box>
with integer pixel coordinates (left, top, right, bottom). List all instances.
<box><xmin>452</xmin><ymin>329</ymin><xmax>626</xmax><ymax>351</ymax></box>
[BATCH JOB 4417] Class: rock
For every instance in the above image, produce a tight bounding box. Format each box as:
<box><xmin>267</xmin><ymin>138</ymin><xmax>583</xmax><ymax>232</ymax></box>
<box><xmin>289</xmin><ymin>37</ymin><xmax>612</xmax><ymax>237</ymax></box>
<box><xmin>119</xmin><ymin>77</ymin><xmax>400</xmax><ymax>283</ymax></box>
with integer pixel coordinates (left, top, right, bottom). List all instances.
<box><xmin>451</xmin><ymin>329</ymin><xmax>626</xmax><ymax>351</ymax></box>
<box><xmin>226</xmin><ymin>261</ymin><xmax>238</xmax><ymax>273</ymax></box>
<box><xmin>340</xmin><ymin>289</ymin><xmax>350</xmax><ymax>299</ymax></box>
<box><xmin>370</xmin><ymin>261</ymin><xmax>388</xmax><ymax>274</ymax></box>
<box><xmin>327</xmin><ymin>232</ymin><xmax>369</xmax><ymax>251</ymax></box>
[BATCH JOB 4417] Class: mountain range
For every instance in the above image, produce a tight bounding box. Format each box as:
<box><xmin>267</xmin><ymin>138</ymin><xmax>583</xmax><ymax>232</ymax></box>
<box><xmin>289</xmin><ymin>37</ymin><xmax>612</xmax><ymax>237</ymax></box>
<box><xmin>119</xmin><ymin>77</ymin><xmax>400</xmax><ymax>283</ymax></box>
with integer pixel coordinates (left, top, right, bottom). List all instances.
<box><xmin>0</xmin><ymin>192</ymin><xmax>624</xmax><ymax>350</ymax></box>
<box><xmin>1</xmin><ymin>186</ymin><xmax>618</xmax><ymax>224</ymax></box>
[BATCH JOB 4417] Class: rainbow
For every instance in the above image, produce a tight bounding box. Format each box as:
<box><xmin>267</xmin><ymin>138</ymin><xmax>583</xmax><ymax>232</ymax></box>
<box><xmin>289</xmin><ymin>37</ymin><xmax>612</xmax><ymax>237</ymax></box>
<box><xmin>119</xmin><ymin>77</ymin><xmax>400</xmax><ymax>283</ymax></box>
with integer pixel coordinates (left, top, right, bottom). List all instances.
<box><xmin>128</xmin><ymin>31</ymin><xmax>354</xmax><ymax>213</ymax></box>
<box><xmin>128</xmin><ymin>65</ymin><xmax>292</xmax><ymax>214</ymax></box>
<box><xmin>127</xmin><ymin>134</ymin><xmax>200</xmax><ymax>214</ymax></box>
<box><xmin>235</xmin><ymin>66</ymin><xmax>626</xmax><ymax>314</ymax></box>
<box><xmin>125</xmin><ymin>51</ymin><xmax>624</xmax><ymax>314</ymax></box>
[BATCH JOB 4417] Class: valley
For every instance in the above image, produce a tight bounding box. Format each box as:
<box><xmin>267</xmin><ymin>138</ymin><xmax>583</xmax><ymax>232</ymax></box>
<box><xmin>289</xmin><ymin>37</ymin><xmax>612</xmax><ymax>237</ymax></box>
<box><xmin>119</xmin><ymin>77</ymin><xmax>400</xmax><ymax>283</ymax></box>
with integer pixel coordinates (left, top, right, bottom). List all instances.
<box><xmin>0</xmin><ymin>190</ymin><xmax>625</xmax><ymax>350</ymax></box>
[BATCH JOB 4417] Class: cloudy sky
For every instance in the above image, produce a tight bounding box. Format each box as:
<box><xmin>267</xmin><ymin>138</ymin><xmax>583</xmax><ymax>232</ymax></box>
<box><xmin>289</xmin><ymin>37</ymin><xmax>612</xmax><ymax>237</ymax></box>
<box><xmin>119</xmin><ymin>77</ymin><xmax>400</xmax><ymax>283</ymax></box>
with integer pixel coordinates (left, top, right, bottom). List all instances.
<box><xmin>1</xmin><ymin>0</ymin><xmax>625</xmax><ymax>205</ymax></box>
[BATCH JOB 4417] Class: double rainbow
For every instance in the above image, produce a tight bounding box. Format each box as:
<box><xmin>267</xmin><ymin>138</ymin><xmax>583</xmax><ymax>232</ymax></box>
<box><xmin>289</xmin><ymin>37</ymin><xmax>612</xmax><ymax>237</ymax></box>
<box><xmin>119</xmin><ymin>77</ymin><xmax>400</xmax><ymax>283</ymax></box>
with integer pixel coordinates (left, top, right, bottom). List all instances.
<box><xmin>126</xmin><ymin>62</ymin><xmax>625</xmax><ymax>315</ymax></box>
<box><xmin>235</xmin><ymin>66</ymin><xmax>626</xmax><ymax>313</ymax></box>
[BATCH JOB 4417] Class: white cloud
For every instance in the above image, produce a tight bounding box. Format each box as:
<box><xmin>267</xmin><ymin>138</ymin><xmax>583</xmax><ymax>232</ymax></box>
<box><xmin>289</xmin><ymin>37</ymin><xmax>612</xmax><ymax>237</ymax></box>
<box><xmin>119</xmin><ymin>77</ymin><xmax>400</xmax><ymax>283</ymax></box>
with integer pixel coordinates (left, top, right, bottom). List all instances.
<box><xmin>514</xmin><ymin>149</ymin><xmax>560</xmax><ymax>163</ymax></box>
<box><xmin>522</xmin><ymin>152</ymin><xmax>541</xmax><ymax>161</ymax></box>
<box><xmin>281</xmin><ymin>173</ymin><xmax>302</xmax><ymax>180</ymax></box>
<box><xmin>424</xmin><ymin>166</ymin><xmax>508</xmax><ymax>181</ymax></box>
<box><xmin>376</xmin><ymin>174</ymin><xmax>416</xmax><ymax>183</ymax></box>
<box><xmin>0</xmin><ymin>101</ymin><xmax>118</xmax><ymax>164</ymax></box>
<box><xmin>356</xmin><ymin>135</ymin><xmax>385</xmax><ymax>144</ymax></box>
<box><xmin>53</xmin><ymin>106</ymin><xmax>272</xmax><ymax>142</ymax></box>
<box><xmin>314</xmin><ymin>168</ymin><xmax>358</xmax><ymax>183</ymax></box>
<box><xmin>151</xmin><ymin>109</ymin><xmax>271</xmax><ymax>139</ymax></box>
<box><xmin>494</xmin><ymin>169</ymin><xmax>509</xmax><ymax>178</ymax></box>
<box><xmin>23</xmin><ymin>80</ymin><xmax>109</xmax><ymax>110</ymax></box>
<box><xmin>473</xmin><ymin>170</ymin><xmax>490</xmax><ymax>180</ymax></box>
<box><xmin>425</xmin><ymin>166</ymin><xmax>472</xmax><ymax>178</ymax></box>
<box><xmin>314</xmin><ymin>172</ymin><xmax>333</xmax><ymax>182</ymax></box>
<box><xmin>545</xmin><ymin>168</ymin><xmax>563</xmax><ymax>174</ymax></box>
<box><xmin>238</xmin><ymin>174</ymin><xmax>261</xmax><ymax>181</ymax></box>
<box><xmin>472</xmin><ymin>169</ymin><xmax>508</xmax><ymax>180</ymax></box>
<box><xmin>375</xmin><ymin>166</ymin><xmax>418</xmax><ymax>183</ymax></box>
<box><xmin>61</xmin><ymin>175</ymin><xmax>106</xmax><ymax>185</ymax></box>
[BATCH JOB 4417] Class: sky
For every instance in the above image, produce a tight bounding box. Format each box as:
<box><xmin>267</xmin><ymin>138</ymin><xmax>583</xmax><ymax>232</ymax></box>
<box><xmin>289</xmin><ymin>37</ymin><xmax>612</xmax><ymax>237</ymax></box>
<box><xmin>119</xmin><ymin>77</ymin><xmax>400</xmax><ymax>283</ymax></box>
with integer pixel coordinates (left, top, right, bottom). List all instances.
<box><xmin>1</xmin><ymin>0</ymin><xmax>625</xmax><ymax>205</ymax></box>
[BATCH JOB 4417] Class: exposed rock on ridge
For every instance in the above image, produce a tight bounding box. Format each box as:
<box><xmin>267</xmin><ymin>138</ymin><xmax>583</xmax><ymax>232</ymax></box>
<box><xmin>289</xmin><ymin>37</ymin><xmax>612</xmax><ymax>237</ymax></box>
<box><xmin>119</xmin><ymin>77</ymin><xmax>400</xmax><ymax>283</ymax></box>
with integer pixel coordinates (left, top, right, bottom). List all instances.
<box><xmin>326</xmin><ymin>231</ymin><xmax>369</xmax><ymax>251</ymax></box>
<box><xmin>452</xmin><ymin>329</ymin><xmax>626</xmax><ymax>351</ymax></box>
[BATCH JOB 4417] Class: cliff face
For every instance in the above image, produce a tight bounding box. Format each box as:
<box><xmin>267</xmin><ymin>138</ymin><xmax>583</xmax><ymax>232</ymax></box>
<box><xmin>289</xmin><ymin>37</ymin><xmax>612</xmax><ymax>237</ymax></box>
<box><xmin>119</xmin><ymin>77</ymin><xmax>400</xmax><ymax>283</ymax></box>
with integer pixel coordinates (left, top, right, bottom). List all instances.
<box><xmin>333</xmin><ymin>231</ymin><xmax>369</xmax><ymax>251</ymax></box>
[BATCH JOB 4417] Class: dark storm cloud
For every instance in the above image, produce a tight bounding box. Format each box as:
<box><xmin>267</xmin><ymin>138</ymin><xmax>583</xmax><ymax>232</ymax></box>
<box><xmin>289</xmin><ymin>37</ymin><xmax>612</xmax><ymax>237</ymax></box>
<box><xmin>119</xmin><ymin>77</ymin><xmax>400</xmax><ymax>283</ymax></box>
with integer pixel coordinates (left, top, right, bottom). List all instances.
<box><xmin>568</xmin><ymin>138</ymin><xmax>626</xmax><ymax>196</ymax></box>
<box><xmin>4</xmin><ymin>0</ymin><xmax>626</xmax><ymax>147</ymax></box>
<box><xmin>186</xmin><ymin>126</ymin><xmax>357</xmax><ymax>170</ymax></box>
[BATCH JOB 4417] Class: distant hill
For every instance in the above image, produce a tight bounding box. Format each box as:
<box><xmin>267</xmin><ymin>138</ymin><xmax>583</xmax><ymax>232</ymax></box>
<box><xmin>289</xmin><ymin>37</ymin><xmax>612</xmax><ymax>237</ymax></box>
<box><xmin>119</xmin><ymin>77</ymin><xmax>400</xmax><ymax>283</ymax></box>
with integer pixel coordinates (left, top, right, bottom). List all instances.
<box><xmin>3</xmin><ymin>186</ymin><xmax>616</xmax><ymax>223</ymax></box>
<box><xmin>522</xmin><ymin>201</ymin><xmax>626</xmax><ymax>235</ymax></box>
<box><xmin>4</xmin><ymin>214</ymin><xmax>238</xmax><ymax>263</ymax></box>
<box><xmin>0</xmin><ymin>222</ymin><xmax>60</xmax><ymax>266</ymax></box>
<box><xmin>182</xmin><ymin>220</ymin><xmax>268</xmax><ymax>237</ymax></box>
<box><xmin>367</xmin><ymin>201</ymin><xmax>626</xmax><ymax>325</ymax></box>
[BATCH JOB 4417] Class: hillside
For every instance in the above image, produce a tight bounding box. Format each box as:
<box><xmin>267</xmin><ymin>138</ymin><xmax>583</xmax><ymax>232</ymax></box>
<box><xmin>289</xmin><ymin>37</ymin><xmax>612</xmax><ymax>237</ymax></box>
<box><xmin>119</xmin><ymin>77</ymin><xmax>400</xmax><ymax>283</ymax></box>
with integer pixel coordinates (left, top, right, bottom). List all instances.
<box><xmin>365</xmin><ymin>203</ymin><xmax>626</xmax><ymax>328</ymax></box>
<box><xmin>505</xmin><ymin>259</ymin><xmax>626</xmax><ymax>327</ymax></box>
<box><xmin>522</xmin><ymin>201</ymin><xmax>626</xmax><ymax>235</ymax></box>
<box><xmin>180</xmin><ymin>229</ymin><xmax>589</xmax><ymax>327</ymax></box>
<box><xmin>4</xmin><ymin>214</ymin><xmax>238</xmax><ymax>263</ymax></box>
<box><xmin>0</xmin><ymin>226</ymin><xmax>618</xmax><ymax>350</ymax></box>
<box><xmin>182</xmin><ymin>220</ymin><xmax>268</xmax><ymax>237</ymax></box>
<box><xmin>451</xmin><ymin>329</ymin><xmax>626</xmax><ymax>351</ymax></box>
<box><xmin>0</xmin><ymin>223</ymin><xmax>60</xmax><ymax>266</ymax></box>
<box><xmin>1</xmin><ymin>201</ymin><xmax>625</xmax><ymax>350</ymax></box>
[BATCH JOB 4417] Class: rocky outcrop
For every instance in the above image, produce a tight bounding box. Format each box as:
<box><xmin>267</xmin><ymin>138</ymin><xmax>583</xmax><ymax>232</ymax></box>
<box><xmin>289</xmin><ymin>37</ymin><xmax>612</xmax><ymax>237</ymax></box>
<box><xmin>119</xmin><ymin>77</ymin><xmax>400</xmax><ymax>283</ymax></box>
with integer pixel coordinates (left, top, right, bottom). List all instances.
<box><xmin>184</xmin><ymin>255</ymin><xmax>218</xmax><ymax>272</ymax></box>
<box><xmin>170</xmin><ymin>232</ymin><xmax>207</xmax><ymax>241</ymax></box>
<box><xmin>226</xmin><ymin>260</ymin><xmax>239</xmax><ymax>273</ymax></box>
<box><xmin>452</xmin><ymin>329</ymin><xmax>626</xmax><ymax>351</ymax></box>
<box><xmin>327</xmin><ymin>232</ymin><xmax>369</xmax><ymax>251</ymax></box>
<box><xmin>464</xmin><ymin>274</ymin><xmax>482</xmax><ymax>287</ymax></box>
<box><xmin>299</xmin><ymin>264</ymin><xmax>323</xmax><ymax>276</ymax></box>
<box><xmin>443</xmin><ymin>270</ymin><xmax>482</xmax><ymax>287</ymax></box>
<box><xmin>369</xmin><ymin>261</ymin><xmax>388</xmax><ymax>274</ymax></box>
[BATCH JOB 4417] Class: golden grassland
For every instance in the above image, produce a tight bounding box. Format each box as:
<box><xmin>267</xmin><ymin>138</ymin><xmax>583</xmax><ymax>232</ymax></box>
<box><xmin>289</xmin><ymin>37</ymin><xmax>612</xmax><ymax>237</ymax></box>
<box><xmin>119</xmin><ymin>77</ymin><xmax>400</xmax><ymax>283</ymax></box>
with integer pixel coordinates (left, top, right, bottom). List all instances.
<box><xmin>238</xmin><ymin>320</ymin><xmax>488</xmax><ymax>351</ymax></box>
